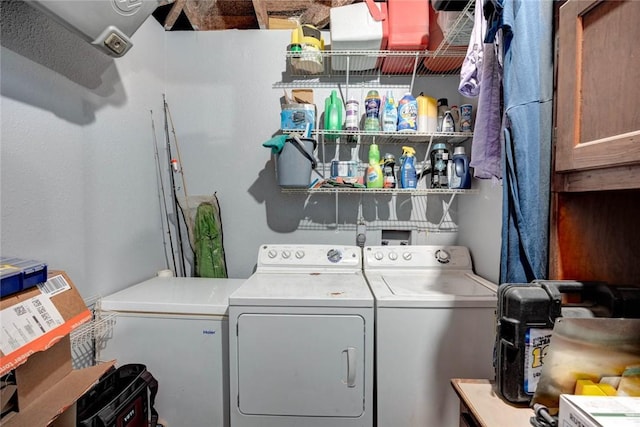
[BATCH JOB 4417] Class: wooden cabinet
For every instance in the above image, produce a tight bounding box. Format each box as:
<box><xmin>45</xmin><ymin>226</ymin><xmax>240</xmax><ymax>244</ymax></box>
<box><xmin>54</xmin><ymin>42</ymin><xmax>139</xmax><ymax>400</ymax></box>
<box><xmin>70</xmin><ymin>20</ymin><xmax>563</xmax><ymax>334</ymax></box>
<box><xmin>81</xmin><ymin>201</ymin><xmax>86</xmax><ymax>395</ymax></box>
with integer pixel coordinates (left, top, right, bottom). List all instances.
<box><xmin>550</xmin><ymin>0</ymin><xmax>640</xmax><ymax>282</ymax></box>
<box><xmin>554</xmin><ymin>0</ymin><xmax>640</xmax><ymax>192</ymax></box>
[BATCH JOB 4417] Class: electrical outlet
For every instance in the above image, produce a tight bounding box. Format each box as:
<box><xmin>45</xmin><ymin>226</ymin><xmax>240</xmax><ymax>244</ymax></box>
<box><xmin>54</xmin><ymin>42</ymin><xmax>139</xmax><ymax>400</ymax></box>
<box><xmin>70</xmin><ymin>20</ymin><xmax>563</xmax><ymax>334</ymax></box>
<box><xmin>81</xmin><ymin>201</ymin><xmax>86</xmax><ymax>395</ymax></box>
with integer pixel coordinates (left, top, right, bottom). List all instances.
<box><xmin>356</xmin><ymin>223</ymin><xmax>367</xmax><ymax>247</ymax></box>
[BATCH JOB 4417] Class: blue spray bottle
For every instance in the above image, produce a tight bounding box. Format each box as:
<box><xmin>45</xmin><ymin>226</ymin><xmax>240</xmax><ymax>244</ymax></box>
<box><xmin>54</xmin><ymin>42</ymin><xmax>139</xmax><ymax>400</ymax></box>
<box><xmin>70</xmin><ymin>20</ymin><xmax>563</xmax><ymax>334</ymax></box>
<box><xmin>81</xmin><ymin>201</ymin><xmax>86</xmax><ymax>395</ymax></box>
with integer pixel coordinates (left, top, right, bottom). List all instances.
<box><xmin>400</xmin><ymin>146</ymin><xmax>417</xmax><ymax>189</ymax></box>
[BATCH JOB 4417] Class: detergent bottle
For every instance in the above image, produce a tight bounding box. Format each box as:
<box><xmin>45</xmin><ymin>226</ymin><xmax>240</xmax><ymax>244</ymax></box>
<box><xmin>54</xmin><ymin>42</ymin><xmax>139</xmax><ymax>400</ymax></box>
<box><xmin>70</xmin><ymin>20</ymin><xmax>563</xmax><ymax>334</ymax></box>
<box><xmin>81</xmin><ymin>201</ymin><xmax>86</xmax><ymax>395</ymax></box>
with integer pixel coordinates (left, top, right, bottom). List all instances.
<box><xmin>345</xmin><ymin>96</ymin><xmax>360</xmax><ymax>131</ymax></box>
<box><xmin>382</xmin><ymin>91</ymin><xmax>398</xmax><ymax>132</ymax></box>
<box><xmin>397</xmin><ymin>92</ymin><xmax>418</xmax><ymax>132</ymax></box>
<box><xmin>400</xmin><ymin>146</ymin><xmax>417</xmax><ymax>189</ymax></box>
<box><xmin>324</xmin><ymin>90</ymin><xmax>343</xmax><ymax>140</ymax></box>
<box><xmin>383</xmin><ymin>153</ymin><xmax>396</xmax><ymax>188</ymax></box>
<box><xmin>449</xmin><ymin>146</ymin><xmax>471</xmax><ymax>189</ymax></box>
<box><xmin>366</xmin><ymin>143</ymin><xmax>384</xmax><ymax>188</ymax></box>
<box><xmin>430</xmin><ymin>142</ymin><xmax>450</xmax><ymax>188</ymax></box>
<box><xmin>364</xmin><ymin>90</ymin><xmax>381</xmax><ymax>131</ymax></box>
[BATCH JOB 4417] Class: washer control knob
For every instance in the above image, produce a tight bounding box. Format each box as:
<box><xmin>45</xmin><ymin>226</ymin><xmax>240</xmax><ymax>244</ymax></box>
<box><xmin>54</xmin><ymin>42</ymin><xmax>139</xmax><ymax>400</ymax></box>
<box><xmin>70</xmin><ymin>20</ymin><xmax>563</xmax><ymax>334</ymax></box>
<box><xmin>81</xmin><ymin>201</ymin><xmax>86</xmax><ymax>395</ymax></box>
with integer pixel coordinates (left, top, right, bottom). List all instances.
<box><xmin>327</xmin><ymin>249</ymin><xmax>343</xmax><ymax>263</ymax></box>
<box><xmin>267</xmin><ymin>249</ymin><xmax>278</xmax><ymax>259</ymax></box>
<box><xmin>295</xmin><ymin>250</ymin><xmax>305</xmax><ymax>259</ymax></box>
<box><xmin>282</xmin><ymin>250</ymin><xmax>291</xmax><ymax>259</ymax></box>
<box><xmin>388</xmin><ymin>252</ymin><xmax>398</xmax><ymax>261</ymax></box>
<box><xmin>374</xmin><ymin>251</ymin><xmax>384</xmax><ymax>261</ymax></box>
<box><xmin>402</xmin><ymin>252</ymin><xmax>412</xmax><ymax>261</ymax></box>
<box><xmin>435</xmin><ymin>249</ymin><xmax>451</xmax><ymax>264</ymax></box>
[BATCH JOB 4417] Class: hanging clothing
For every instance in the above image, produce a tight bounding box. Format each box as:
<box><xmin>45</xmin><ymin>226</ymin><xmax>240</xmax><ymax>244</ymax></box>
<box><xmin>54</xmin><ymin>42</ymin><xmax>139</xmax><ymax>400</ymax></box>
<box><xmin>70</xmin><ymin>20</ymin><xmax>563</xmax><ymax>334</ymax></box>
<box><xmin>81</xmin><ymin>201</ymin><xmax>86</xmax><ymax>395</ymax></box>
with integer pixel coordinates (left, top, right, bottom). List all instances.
<box><xmin>468</xmin><ymin>38</ymin><xmax>503</xmax><ymax>180</ymax></box>
<box><xmin>459</xmin><ymin>0</ymin><xmax>503</xmax><ymax>180</ymax></box>
<box><xmin>458</xmin><ymin>0</ymin><xmax>487</xmax><ymax>97</ymax></box>
<box><xmin>499</xmin><ymin>0</ymin><xmax>554</xmax><ymax>284</ymax></box>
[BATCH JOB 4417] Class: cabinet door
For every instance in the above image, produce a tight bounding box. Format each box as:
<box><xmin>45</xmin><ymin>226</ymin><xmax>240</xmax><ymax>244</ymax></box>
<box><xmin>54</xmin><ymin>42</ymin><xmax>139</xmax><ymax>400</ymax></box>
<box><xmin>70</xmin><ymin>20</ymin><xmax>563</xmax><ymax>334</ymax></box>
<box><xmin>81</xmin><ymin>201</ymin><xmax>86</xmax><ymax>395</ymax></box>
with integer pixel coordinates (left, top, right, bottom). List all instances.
<box><xmin>555</xmin><ymin>0</ymin><xmax>640</xmax><ymax>191</ymax></box>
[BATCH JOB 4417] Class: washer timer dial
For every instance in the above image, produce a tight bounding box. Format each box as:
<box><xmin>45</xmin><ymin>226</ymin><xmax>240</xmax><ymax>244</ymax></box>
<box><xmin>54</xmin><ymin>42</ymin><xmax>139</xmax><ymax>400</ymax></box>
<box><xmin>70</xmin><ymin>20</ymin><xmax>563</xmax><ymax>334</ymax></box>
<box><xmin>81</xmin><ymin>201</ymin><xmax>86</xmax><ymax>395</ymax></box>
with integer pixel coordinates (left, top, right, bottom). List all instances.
<box><xmin>327</xmin><ymin>249</ymin><xmax>343</xmax><ymax>263</ymax></box>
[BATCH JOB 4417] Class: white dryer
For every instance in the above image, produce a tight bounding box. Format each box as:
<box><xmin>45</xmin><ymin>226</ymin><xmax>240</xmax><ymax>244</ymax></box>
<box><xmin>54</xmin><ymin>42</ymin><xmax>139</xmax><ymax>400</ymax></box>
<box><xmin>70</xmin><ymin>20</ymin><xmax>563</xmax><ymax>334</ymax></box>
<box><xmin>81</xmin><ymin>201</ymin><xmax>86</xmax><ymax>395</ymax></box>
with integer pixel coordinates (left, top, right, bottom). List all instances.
<box><xmin>363</xmin><ymin>245</ymin><xmax>498</xmax><ymax>427</ymax></box>
<box><xmin>228</xmin><ymin>244</ymin><xmax>374</xmax><ymax>427</ymax></box>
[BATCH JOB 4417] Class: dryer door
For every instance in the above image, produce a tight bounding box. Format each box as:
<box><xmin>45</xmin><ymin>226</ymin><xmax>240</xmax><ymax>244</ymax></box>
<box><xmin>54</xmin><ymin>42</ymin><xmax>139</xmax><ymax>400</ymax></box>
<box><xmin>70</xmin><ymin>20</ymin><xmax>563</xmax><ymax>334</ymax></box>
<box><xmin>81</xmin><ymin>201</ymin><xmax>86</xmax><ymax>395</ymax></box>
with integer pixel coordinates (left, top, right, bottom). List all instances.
<box><xmin>236</xmin><ymin>313</ymin><xmax>365</xmax><ymax>417</ymax></box>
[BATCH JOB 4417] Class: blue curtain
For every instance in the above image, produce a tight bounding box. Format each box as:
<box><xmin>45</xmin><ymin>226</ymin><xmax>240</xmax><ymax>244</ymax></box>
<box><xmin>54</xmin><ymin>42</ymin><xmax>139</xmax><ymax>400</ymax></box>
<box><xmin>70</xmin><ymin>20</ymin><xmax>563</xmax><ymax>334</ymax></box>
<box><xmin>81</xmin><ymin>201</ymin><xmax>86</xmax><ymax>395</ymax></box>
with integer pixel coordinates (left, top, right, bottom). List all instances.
<box><xmin>499</xmin><ymin>0</ymin><xmax>554</xmax><ymax>284</ymax></box>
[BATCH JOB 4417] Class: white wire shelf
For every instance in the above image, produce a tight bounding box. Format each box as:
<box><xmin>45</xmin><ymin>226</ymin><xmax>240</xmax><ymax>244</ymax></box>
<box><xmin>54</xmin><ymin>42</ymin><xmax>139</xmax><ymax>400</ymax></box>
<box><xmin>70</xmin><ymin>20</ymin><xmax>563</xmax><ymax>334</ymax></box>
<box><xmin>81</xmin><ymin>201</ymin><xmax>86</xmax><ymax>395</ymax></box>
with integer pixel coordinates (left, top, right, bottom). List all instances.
<box><xmin>281</xmin><ymin>187</ymin><xmax>478</xmax><ymax>195</ymax></box>
<box><xmin>282</xmin><ymin>129</ymin><xmax>473</xmax><ymax>144</ymax></box>
<box><xmin>70</xmin><ymin>311</ymin><xmax>116</xmax><ymax>347</ymax></box>
<box><xmin>275</xmin><ymin>51</ymin><xmax>468</xmax><ymax>88</ymax></box>
<box><xmin>275</xmin><ymin>1</ymin><xmax>475</xmax><ymax>87</ymax></box>
<box><xmin>294</xmin><ymin>219</ymin><xmax>459</xmax><ymax>232</ymax></box>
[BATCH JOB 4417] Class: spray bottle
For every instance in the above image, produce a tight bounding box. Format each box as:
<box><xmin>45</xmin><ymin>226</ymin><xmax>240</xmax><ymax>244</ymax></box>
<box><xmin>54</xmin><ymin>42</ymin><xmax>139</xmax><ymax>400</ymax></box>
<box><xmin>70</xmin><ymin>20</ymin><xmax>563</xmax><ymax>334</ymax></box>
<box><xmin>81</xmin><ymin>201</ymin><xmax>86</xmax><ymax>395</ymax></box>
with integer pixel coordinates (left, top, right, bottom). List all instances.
<box><xmin>400</xmin><ymin>146</ymin><xmax>417</xmax><ymax>189</ymax></box>
<box><xmin>366</xmin><ymin>143</ymin><xmax>384</xmax><ymax>188</ymax></box>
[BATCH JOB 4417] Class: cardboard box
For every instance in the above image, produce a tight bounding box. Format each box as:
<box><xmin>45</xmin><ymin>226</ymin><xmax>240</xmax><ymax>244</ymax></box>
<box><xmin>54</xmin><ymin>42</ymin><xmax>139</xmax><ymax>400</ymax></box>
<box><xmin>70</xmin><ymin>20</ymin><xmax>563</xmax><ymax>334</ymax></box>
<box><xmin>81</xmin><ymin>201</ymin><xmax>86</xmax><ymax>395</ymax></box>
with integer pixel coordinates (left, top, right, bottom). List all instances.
<box><xmin>559</xmin><ymin>394</ymin><xmax>640</xmax><ymax>427</ymax></box>
<box><xmin>0</xmin><ymin>270</ymin><xmax>91</xmax><ymax>374</ymax></box>
<box><xmin>0</xmin><ymin>271</ymin><xmax>115</xmax><ymax>426</ymax></box>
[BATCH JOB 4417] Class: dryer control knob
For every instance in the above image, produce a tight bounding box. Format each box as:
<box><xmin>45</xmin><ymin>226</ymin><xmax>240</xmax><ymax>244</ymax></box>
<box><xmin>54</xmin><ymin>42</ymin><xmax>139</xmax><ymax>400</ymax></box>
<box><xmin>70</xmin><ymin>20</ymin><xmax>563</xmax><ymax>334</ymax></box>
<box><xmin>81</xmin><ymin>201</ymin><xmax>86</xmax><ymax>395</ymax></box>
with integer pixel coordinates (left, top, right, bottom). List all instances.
<box><xmin>267</xmin><ymin>249</ymin><xmax>278</xmax><ymax>258</ymax></box>
<box><xmin>402</xmin><ymin>252</ymin><xmax>412</xmax><ymax>261</ymax></box>
<box><xmin>374</xmin><ymin>251</ymin><xmax>384</xmax><ymax>261</ymax></box>
<box><xmin>282</xmin><ymin>250</ymin><xmax>291</xmax><ymax>259</ymax></box>
<box><xmin>435</xmin><ymin>249</ymin><xmax>451</xmax><ymax>264</ymax></box>
<box><xmin>295</xmin><ymin>250</ymin><xmax>305</xmax><ymax>259</ymax></box>
<box><xmin>388</xmin><ymin>252</ymin><xmax>398</xmax><ymax>261</ymax></box>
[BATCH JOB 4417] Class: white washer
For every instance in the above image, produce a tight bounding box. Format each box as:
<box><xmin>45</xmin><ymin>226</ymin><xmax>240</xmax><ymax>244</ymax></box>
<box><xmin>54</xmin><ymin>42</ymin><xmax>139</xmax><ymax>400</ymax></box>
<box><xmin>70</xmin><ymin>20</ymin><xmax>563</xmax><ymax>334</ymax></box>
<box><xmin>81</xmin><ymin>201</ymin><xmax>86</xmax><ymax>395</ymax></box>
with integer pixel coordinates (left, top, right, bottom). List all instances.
<box><xmin>97</xmin><ymin>276</ymin><xmax>245</xmax><ymax>427</ymax></box>
<box><xmin>229</xmin><ymin>244</ymin><xmax>374</xmax><ymax>427</ymax></box>
<box><xmin>363</xmin><ymin>245</ymin><xmax>498</xmax><ymax>427</ymax></box>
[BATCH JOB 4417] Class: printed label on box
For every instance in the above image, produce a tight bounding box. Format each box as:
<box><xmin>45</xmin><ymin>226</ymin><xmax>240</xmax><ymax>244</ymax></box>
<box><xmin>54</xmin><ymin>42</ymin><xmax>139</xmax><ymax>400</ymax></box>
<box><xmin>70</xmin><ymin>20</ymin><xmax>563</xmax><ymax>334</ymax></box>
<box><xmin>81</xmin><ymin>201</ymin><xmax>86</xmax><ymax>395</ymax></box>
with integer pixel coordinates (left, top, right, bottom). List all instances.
<box><xmin>0</xmin><ymin>294</ymin><xmax>65</xmax><ymax>355</ymax></box>
<box><xmin>37</xmin><ymin>273</ymin><xmax>71</xmax><ymax>297</ymax></box>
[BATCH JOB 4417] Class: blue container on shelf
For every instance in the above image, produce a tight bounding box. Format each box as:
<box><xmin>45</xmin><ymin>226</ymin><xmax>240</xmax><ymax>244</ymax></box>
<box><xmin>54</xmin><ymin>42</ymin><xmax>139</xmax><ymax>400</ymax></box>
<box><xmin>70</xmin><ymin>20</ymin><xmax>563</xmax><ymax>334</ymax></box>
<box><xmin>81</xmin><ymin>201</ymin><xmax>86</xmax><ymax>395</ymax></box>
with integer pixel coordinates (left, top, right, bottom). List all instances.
<box><xmin>281</xmin><ymin>103</ymin><xmax>316</xmax><ymax>132</ymax></box>
<box><xmin>1</xmin><ymin>257</ymin><xmax>48</xmax><ymax>298</ymax></box>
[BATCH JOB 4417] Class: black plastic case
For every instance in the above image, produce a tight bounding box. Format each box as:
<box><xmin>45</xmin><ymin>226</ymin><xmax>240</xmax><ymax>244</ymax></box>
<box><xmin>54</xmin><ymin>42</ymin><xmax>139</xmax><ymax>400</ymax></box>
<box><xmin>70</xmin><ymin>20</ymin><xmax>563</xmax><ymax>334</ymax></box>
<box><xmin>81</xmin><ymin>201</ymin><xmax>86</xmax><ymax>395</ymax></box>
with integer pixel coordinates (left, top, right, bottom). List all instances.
<box><xmin>495</xmin><ymin>280</ymin><xmax>640</xmax><ymax>404</ymax></box>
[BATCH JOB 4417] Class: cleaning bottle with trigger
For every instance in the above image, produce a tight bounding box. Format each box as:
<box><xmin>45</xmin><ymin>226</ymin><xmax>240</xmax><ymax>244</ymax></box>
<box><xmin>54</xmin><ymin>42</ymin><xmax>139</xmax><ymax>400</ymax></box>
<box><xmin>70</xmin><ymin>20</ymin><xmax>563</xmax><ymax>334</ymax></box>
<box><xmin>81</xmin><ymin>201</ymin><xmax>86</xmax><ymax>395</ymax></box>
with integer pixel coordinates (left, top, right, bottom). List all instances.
<box><xmin>324</xmin><ymin>90</ymin><xmax>343</xmax><ymax>141</ymax></box>
<box><xmin>400</xmin><ymin>146</ymin><xmax>417</xmax><ymax>189</ymax></box>
<box><xmin>366</xmin><ymin>143</ymin><xmax>384</xmax><ymax>188</ymax></box>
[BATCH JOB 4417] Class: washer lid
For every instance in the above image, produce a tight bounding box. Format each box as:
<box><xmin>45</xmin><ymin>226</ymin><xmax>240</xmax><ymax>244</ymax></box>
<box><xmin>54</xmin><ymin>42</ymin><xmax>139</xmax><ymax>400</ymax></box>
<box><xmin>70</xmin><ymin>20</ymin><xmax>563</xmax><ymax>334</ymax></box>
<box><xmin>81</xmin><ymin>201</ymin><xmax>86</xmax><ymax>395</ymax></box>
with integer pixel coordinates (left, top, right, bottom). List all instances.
<box><xmin>100</xmin><ymin>277</ymin><xmax>246</xmax><ymax>315</ymax></box>
<box><xmin>229</xmin><ymin>271</ymin><xmax>373</xmax><ymax>307</ymax></box>
<box><xmin>367</xmin><ymin>271</ymin><xmax>497</xmax><ymax>307</ymax></box>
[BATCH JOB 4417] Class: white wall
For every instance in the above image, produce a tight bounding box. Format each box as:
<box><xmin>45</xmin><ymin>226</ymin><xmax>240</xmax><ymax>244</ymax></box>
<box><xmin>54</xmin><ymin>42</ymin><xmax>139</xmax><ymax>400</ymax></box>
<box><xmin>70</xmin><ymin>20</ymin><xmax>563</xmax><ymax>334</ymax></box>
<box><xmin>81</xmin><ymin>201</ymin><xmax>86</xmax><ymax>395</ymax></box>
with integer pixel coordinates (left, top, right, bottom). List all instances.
<box><xmin>458</xmin><ymin>180</ymin><xmax>502</xmax><ymax>282</ymax></box>
<box><xmin>1</xmin><ymin>1</ymin><xmax>168</xmax><ymax>299</ymax></box>
<box><xmin>163</xmin><ymin>29</ymin><xmax>501</xmax><ymax>281</ymax></box>
<box><xmin>1</xmin><ymin>4</ymin><xmax>502</xmax><ymax>299</ymax></box>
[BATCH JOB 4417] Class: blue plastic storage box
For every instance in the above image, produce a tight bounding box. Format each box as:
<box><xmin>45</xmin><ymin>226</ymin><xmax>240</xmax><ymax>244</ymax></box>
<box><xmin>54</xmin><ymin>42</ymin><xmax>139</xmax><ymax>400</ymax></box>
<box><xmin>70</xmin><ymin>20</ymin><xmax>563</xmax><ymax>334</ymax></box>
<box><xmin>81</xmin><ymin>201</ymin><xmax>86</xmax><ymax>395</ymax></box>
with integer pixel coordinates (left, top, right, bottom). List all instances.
<box><xmin>0</xmin><ymin>257</ymin><xmax>48</xmax><ymax>298</ymax></box>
